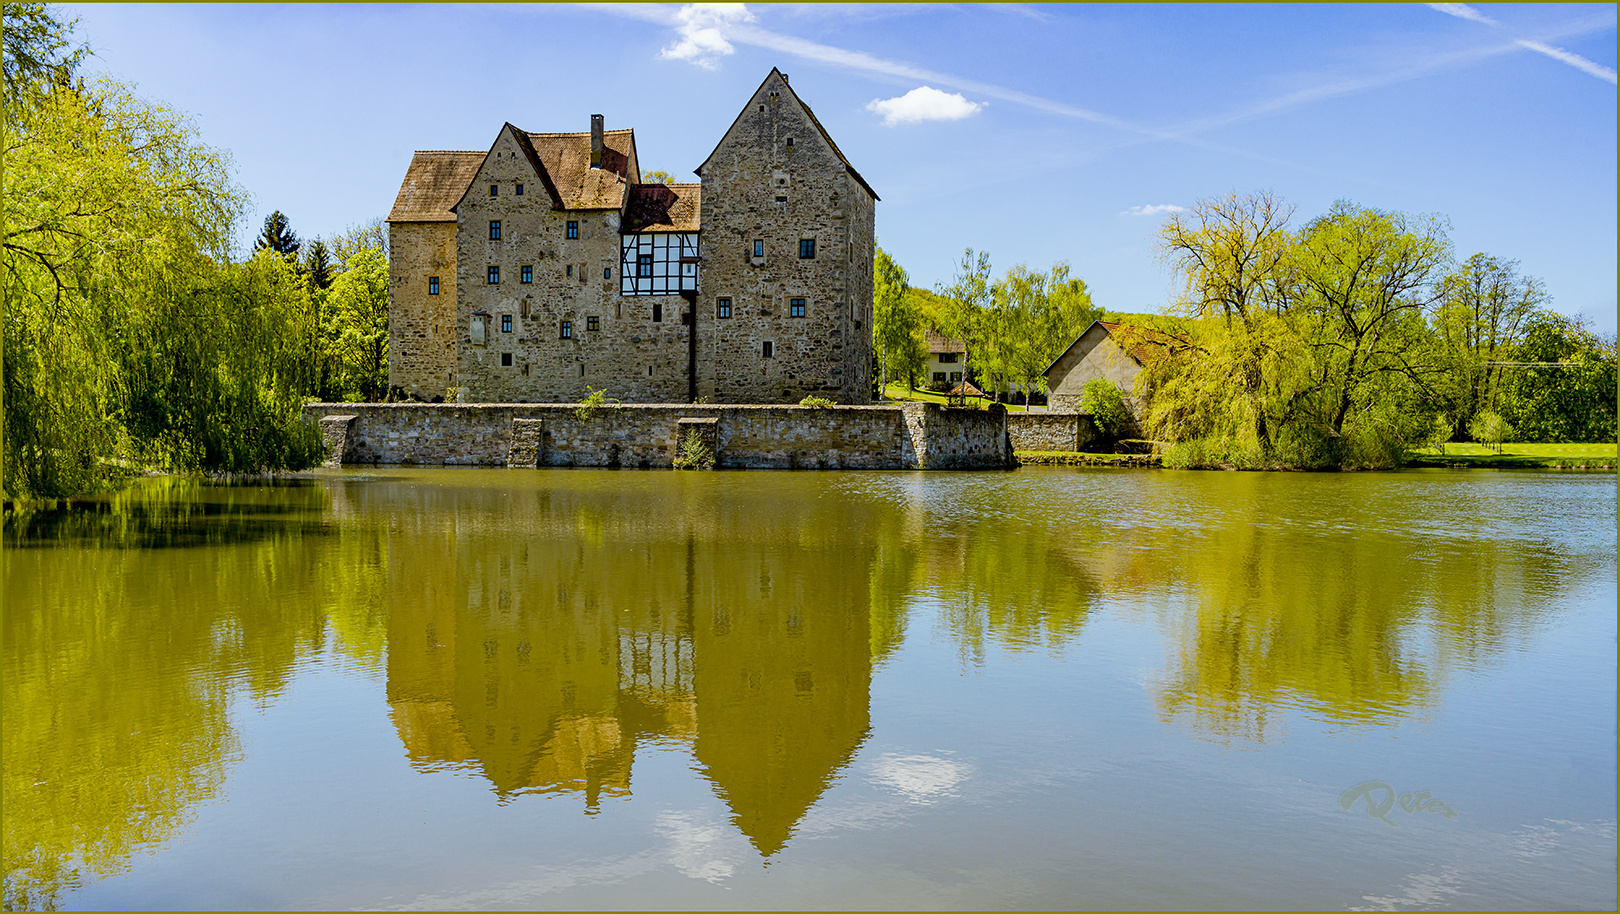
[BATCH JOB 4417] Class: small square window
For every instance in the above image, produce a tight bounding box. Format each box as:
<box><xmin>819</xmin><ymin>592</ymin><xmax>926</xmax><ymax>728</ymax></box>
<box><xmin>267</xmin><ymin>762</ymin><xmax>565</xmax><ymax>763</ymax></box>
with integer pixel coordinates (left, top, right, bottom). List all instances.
<box><xmin>799</xmin><ymin>238</ymin><xmax>815</xmax><ymax>259</ymax></box>
<box><xmin>586</xmin><ymin>316</ymin><xmax>599</xmax><ymax>332</ymax></box>
<box><xmin>752</xmin><ymin>240</ymin><xmax>764</xmax><ymax>258</ymax></box>
<box><xmin>604</xmin><ymin>267</ymin><xmax>611</xmax><ymax>279</ymax></box>
<box><xmin>520</xmin><ymin>265</ymin><xmax>532</xmax><ymax>284</ymax></box>
<box><xmin>428</xmin><ymin>276</ymin><xmax>439</xmax><ymax>295</ymax></box>
<box><xmin>560</xmin><ymin>321</ymin><xmax>572</xmax><ymax>339</ymax></box>
<box><xmin>717</xmin><ymin>298</ymin><xmax>732</xmax><ymax>319</ymax></box>
<box><xmin>653</xmin><ymin>303</ymin><xmax>663</xmax><ymax>323</ymax></box>
<box><xmin>786</xmin><ymin>137</ymin><xmax>793</xmax><ymax>147</ymax></box>
<box><xmin>515</xmin><ymin>183</ymin><xmax>524</xmax><ymax>196</ymax></box>
<box><xmin>487</xmin><ymin>265</ymin><xmax>500</xmax><ymax>284</ymax></box>
<box><xmin>501</xmin><ymin>314</ymin><xmax>512</xmax><ymax>333</ymax></box>
<box><xmin>775</xmin><ymin>195</ymin><xmax>787</xmax><ymax>203</ymax></box>
<box><xmin>637</xmin><ymin>253</ymin><xmax>653</xmax><ymax>277</ymax></box>
<box><xmin>790</xmin><ymin>298</ymin><xmax>806</xmax><ymax>318</ymax></box>
<box><xmin>566</xmin><ymin>264</ymin><xmax>573</xmax><ymax>277</ymax></box>
<box><xmin>501</xmin><ymin>352</ymin><xmax>513</xmax><ymax>367</ymax></box>
<box><xmin>762</xmin><ymin>341</ymin><xmax>774</xmax><ymax>358</ymax></box>
<box><xmin>567</xmin><ymin>221</ymin><xmax>579</xmax><ymax>239</ymax></box>
<box><xmin>490</xmin><ymin>184</ymin><xmax>498</xmax><ymax>196</ymax></box>
<box><xmin>489</xmin><ymin>220</ymin><xmax>501</xmax><ymax>240</ymax></box>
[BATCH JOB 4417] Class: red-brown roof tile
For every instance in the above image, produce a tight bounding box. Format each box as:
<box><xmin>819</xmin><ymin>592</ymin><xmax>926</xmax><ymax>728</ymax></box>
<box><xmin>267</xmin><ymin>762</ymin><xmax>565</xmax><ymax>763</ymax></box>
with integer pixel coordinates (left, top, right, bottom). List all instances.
<box><xmin>387</xmin><ymin>151</ymin><xmax>484</xmax><ymax>223</ymax></box>
<box><xmin>622</xmin><ymin>183</ymin><xmax>701</xmax><ymax>233</ymax></box>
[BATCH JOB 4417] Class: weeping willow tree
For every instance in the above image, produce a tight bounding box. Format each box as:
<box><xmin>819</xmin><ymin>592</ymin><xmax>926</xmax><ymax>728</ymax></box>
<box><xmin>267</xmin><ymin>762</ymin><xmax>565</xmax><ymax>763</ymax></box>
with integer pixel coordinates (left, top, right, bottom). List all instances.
<box><xmin>3</xmin><ymin>4</ymin><xmax>322</xmax><ymax>498</ymax></box>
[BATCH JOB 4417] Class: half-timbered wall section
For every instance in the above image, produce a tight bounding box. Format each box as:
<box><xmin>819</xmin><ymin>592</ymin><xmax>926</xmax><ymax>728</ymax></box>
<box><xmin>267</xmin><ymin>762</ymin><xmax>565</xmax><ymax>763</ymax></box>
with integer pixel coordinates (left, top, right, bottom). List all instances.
<box><xmin>385</xmin><ymin>70</ymin><xmax>874</xmax><ymax>404</ymax></box>
<box><xmin>619</xmin><ymin>233</ymin><xmax>699</xmax><ymax>296</ymax></box>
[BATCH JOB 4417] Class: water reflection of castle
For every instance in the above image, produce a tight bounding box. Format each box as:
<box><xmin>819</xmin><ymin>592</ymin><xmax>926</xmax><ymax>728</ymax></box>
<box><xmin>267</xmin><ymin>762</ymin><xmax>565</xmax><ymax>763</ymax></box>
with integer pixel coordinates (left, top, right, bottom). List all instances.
<box><xmin>380</xmin><ymin>483</ymin><xmax>876</xmax><ymax>857</ymax></box>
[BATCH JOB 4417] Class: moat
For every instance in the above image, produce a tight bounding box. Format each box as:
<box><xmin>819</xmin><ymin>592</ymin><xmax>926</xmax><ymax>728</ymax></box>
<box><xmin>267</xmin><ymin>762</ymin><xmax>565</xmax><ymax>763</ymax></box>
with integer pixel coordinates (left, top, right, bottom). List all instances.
<box><xmin>5</xmin><ymin>468</ymin><xmax>1615</xmax><ymax>910</ymax></box>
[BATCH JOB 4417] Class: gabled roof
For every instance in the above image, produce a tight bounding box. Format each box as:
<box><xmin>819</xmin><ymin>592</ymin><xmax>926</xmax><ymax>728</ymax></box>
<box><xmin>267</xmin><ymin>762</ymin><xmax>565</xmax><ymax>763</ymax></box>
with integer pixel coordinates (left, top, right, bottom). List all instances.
<box><xmin>622</xmin><ymin>183</ymin><xmax>701</xmax><ymax>233</ymax></box>
<box><xmin>387</xmin><ymin>151</ymin><xmax>484</xmax><ymax>223</ymax></box>
<box><xmin>924</xmin><ymin>329</ymin><xmax>965</xmax><ymax>354</ymax></box>
<box><xmin>696</xmin><ymin>68</ymin><xmax>879</xmax><ymax>202</ymax></box>
<box><xmin>450</xmin><ymin>123</ymin><xmax>566</xmax><ymax>215</ymax></box>
<box><xmin>1042</xmin><ymin>320</ymin><xmax>1192</xmax><ymax>378</ymax></box>
<box><xmin>527</xmin><ymin>128</ymin><xmax>637</xmax><ymax>210</ymax></box>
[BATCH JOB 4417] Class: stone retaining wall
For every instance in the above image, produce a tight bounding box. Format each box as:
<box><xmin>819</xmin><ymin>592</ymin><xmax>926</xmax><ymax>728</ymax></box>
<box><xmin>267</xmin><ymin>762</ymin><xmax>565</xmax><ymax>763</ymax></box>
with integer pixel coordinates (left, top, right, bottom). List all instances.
<box><xmin>303</xmin><ymin>402</ymin><xmax>1012</xmax><ymax>470</ymax></box>
<box><xmin>1007</xmin><ymin>412</ymin><xmax>1102</xmax><ymax>452</ymax></box>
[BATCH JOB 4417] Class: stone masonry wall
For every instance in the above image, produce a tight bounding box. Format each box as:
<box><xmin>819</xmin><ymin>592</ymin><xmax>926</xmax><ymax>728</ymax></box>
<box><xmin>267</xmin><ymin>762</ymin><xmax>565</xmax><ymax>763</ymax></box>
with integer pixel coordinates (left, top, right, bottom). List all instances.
<box><xmin>696</xmin><ymin>71</ymin><xmax>875</xmax><ymax>405</ymax></box>
<box><xmin>455</xmin><ymin>130</ymin><xmax>690</xmax><ymax>404</ymax></box>
<box><xmin>388</xmin><ymin>222</ymin><xmax>458</xmax><ymax>399</ymax></box>
<box><xmin>1007</xmin><ymin>412</ymin><xmax>1103</xmax><ymax>452</ymax></box>
<box><xmin>304</xmin><ymin>402</ymin><xmax>1011</xmax><ymax>470</ymax></box>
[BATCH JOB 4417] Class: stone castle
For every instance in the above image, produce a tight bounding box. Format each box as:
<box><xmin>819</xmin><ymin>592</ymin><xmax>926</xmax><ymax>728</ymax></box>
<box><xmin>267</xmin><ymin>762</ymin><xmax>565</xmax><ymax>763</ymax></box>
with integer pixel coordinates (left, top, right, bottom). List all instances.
<box><xmin>386</xmin><ymin>69</ymin><xmax>878</xmax><ymax>405</ymax></box>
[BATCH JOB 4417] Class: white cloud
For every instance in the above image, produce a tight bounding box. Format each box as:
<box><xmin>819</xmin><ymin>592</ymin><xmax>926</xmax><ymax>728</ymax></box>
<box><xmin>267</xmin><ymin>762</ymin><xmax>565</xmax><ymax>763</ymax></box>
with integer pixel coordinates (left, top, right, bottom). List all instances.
<box><xmin>1427</xmin><ymin>3</ymin><xmax>1498</xmax><ymax>27</ymax></box>
<box><xmin>659</xmin><ymin>3</ymin><xmax>756</xmax><ymax>70</ymax></box>
<box><xmin>871</xmin><ymin>753</ymin><xmax>970</xmax><ymax>802</ymax></box>
<box><xmin>1516</xmin><ymin>39</ymin><xmax>1619</xmax><ymax>84</ymax></box>
<box><xmin>866</xmin><ymin>86</ymin><xmax>983</xmax><ymax>126</ymax></box>
<box><xmin>1121</xmin><ymin>204</ymin><xmax>1186</xmax><ymax>217</ymax></box>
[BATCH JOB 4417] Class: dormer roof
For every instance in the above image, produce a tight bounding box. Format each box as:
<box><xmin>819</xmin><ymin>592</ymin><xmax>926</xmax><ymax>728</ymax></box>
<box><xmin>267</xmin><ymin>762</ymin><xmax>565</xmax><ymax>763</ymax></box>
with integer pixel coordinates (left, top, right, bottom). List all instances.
<box><xmin>623</xmin><ymin>183</ymin><xmax>702</xmax><ymax>233</ymax></box>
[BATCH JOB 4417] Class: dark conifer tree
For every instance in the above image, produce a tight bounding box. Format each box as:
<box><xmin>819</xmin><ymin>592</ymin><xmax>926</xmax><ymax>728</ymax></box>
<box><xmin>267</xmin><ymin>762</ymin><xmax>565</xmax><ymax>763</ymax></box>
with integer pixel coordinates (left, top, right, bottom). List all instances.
<box><xmin>253</xmin><ymin>210</ymin><xmax>301</xmax><ymax>259</ymax></box>
<box><xmin>303</xmin><ymin>239</ymin><xmax>334</xmax><ymax>291</ymax></box>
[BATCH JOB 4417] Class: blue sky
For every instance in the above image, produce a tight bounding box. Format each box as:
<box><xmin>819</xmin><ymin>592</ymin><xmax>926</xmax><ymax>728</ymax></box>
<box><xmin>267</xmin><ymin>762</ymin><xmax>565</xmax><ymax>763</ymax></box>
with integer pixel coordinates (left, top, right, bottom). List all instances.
<box><xmin>59</xmin><ymin>2</ymin><xmax>1617</xmax><ymax>334</ymax></box>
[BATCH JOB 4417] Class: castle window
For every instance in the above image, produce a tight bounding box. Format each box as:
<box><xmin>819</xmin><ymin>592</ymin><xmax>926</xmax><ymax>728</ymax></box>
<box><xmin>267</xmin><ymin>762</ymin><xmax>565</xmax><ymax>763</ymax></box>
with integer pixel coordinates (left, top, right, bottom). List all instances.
<box><xmin>501</xmin><ymin>352</ymin><xmax>513</xmax><ymax>367</ymax></box>
<box><xmin>501</xmin><ymin>314</ymin><xmax>512</xmax><ymax>333</ymax></box>
<box><xmin>790</xmin><ymin>298</ymin><xmax>806</xmax><ymax>318</ymax></box>
<box><xmin>561</xmin><ymin>320</ymin><xmax>572</xmax><ymax>339</ymax></box>
<box><xmin>762</xmin><ymin>341</ymin><xmax>774</xmax><ymax>358</ymax></box>
<box><xmin>428</xmin><ymin>276</ymin><xmax>439</xmax><ymax>295</ymax></box>
<box><xmin>717</xmin><ymin>298</ymin><xmax>732</xmax><ymax>319</ymax></box>
<box><xmin>487</xmin><ymin>266</ymin><xmax>500</xmax><ymax>284</ymax></box>
<box><xmin>653</xmin><ymin>303</ymin><xmax>663</xmax><ymax>323</ymax></box>
<box><xmin>516</xmin><ymin>183</ymin><xmax>524</xmax><ymax>196</ymax></box>
<box><xmin>604</xmin><ymin>267</ymin><xmax>611</xmax><ymax>279</ymax></box>
<box><xmin>567</xmin><ymin>221</ymin><xmax>579</xmax><ymax>239</ymax></box>
<box><xmin>586</xmin><ymin>316</ymin><xmax>599</xmax><ymax>332</ymax></box>
<box><xmin>490</xmin><ymin>184</ymin><xmax>498</xmax><ymax>196</ymax></box>
<box><xmin>489</xmin><ymin>220</ymin><xmax>501</xmax><ymax>240</ymax></box>
<box><xmin>520</xmin><ymin>265</ymin><xmax>532</xmax><ymax>284</ymax></box>
<box><xmin>637</xmin><ymin>253</ymin><xmax>653</xmax><ymax>277</ymax></box>
<box><xmin>799</xmin><ymin>238</ymin><xmax>815</xmax><ymax>259</ymax></box>
<box><xmin>752</xmin><ymin>240</ymin><xmax>764</xmax><ymax>258</ymax></box>
<box><xmin>775</xmin><ymin>195</ymin><xmax>787</xmax><ymax>203</ymax></box>
<box><xmin>786</xmin><ymin>137</ymin><xmax>793</xmax><ymax>147</ymax></box>
<box><xmin>566</xmin><ymin>264</ymin><xmax>573</xmax><ymax>277</ymax></box>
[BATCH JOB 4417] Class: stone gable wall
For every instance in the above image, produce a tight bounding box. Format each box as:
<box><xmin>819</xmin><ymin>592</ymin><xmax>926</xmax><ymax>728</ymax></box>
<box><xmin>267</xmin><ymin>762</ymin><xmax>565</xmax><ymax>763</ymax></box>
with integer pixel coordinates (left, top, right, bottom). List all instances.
<box><xmin>304</xmin><ymin>402</ymin><xmax>1009</xmax><ymax>470</ymax></box>
<box><xmin>695</xmin><ymin>72</ymin><xmax>875</xmax><ymax>405</ymax></box>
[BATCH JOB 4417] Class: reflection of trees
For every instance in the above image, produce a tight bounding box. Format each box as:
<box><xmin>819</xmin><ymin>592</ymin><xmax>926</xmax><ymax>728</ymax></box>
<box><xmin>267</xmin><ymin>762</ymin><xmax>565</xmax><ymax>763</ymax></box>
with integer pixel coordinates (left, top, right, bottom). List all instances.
<box><xmin>3</xmin><ymin>479</ymin><xmax>388</xmax><ymax>909</ymax></box>
<box><xmin>1134</xmin><ymin>474</ymin><xmax>1585</xmax><ymax>742</ymax></box>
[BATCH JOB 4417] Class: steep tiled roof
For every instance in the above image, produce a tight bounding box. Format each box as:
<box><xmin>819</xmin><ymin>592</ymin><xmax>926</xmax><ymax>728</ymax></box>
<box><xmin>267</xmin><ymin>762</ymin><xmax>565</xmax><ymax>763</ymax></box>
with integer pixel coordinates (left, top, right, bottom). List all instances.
<box><xmin>387</xmin><ymin>151</ymin><xmax>484</xmax><ymax>223</ymax></box>
<box><xmin>622</xmin><ymin>183</ymin><xmax>701</xmax><ymax>233</ymax></box>
<box><xmin>527</xmin><ymin>128</ymin><xmax>636</xmax><ymax>210</ymax></box>
<box><xmin>924</xmin><ymin>329</ymin><xmax>965</xmax><ymax>354</ymax></box>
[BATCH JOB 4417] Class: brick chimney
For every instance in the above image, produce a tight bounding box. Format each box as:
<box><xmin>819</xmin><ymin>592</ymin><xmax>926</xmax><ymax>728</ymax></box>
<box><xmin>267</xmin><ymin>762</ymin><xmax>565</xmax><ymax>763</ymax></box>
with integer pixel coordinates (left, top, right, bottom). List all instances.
<box><xmin>590</xmin><ymin>114</ymin><xmax>603</xmax><ymax>169</ymax></box>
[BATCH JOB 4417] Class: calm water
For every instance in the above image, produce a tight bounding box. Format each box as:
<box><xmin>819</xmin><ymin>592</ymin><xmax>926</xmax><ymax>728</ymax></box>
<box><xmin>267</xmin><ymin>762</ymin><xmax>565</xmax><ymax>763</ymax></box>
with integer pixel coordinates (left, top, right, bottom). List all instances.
<box><xmin>4</xmin><ymin>467</ymin><xmax>1615</xmax><ymax>910</ymax></box>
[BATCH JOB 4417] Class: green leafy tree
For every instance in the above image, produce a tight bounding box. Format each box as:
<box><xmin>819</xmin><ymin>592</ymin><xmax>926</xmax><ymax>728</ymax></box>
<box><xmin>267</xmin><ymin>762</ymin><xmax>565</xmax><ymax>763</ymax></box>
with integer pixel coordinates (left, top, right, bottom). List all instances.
<box><xmin>1432</xmin><ymin>253</ymin><xmax>1544</xmax><ymax>431</ymax></box>
<box><xmin>324</xmin><ymin>247</ymin><xmax>390</xmax><ymax>401</ymax></box>
<box><xmin>936</xmin><ymin>248</ymin><xmax>994</xmax><ymax>393</ymax></box>
<box><xmin>252</xmin><ymin>210</ymin><xmax>300</xmax><ymax>260</ymax></box>
<box><xmin>3</xmin><ymin>11</ymin><xmax>321</xmax><ymax>496</ymax></box>
<box><xmin>1467</xmin><ymin>409</ymin><xmax>1510</xmax><ymax>453</ymax></box>
<box><xmin>1080</xmin><ymin>379</ymin><xmax>1132</xmax><ymax>439</ymax></box>
<box><xmin>641</xmin><ymin>169</ymin><xmax>676</xmax><ymax>185</ymax></box>
<box><xmin>330</xmin><ymin>217</ymin><xmax>389</xmax><ymax>269</ymax></box>
<box><xmin>1498</xmin><ymin>312</ymin><xmax>1617</xmax><ymax>442</ymax></box>
<box><xmin>872</xmin><ymin>245</ymin><xmax>915</xmax><ymax>397</ymax></box>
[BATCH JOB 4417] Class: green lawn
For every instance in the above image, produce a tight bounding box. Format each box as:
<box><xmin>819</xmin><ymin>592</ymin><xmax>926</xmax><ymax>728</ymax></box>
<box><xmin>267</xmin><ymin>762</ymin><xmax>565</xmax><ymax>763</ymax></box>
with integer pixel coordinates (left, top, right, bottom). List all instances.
<box><xmin>878</xmin><ymin>382</ymin><xmax>1040</xmax><ymax>412</ymax></box>
<box><xmin>1402</xmin><ymin>441</ymin><xmax>1614</xmax><ymax>469</ymax></box>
